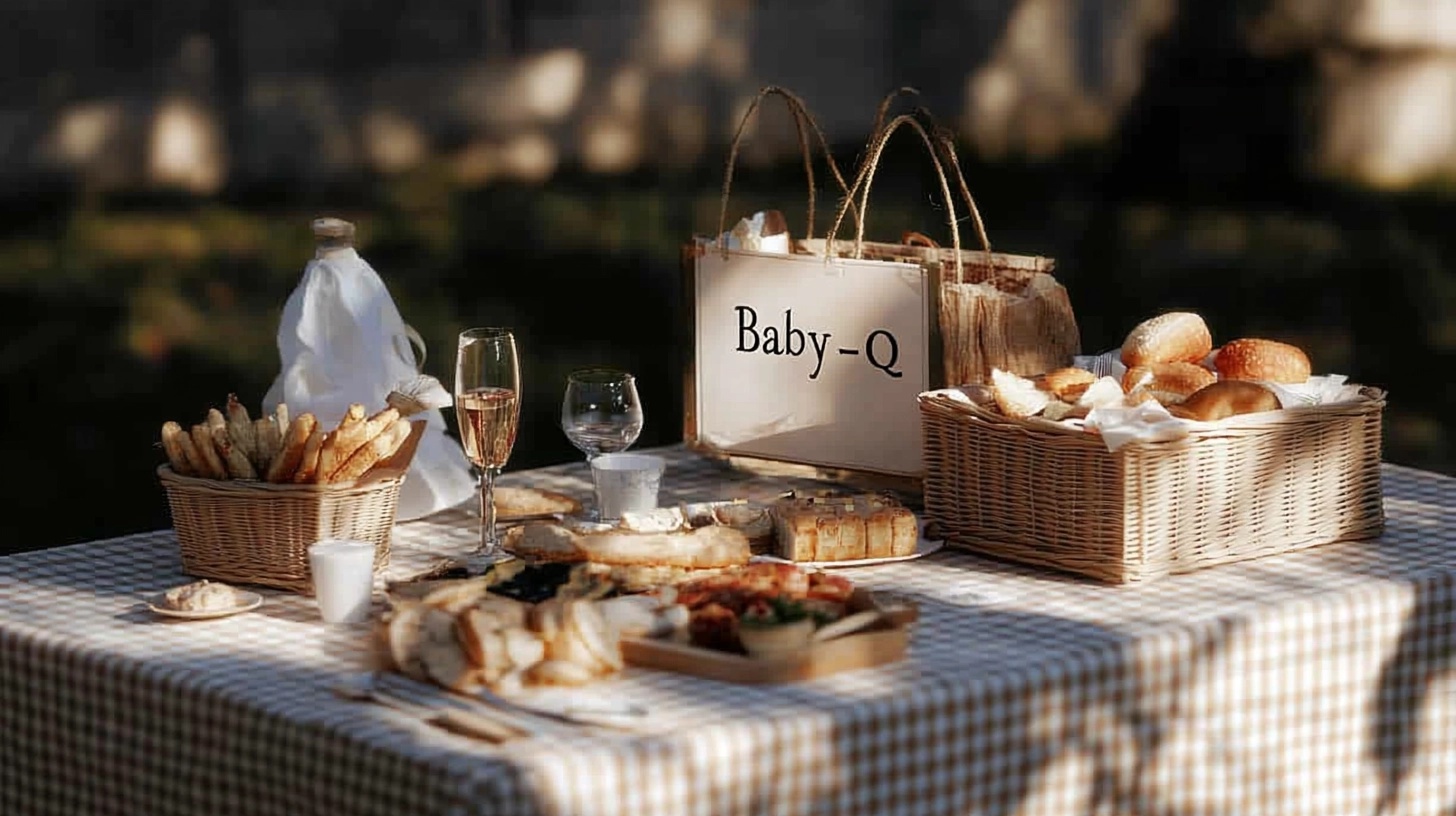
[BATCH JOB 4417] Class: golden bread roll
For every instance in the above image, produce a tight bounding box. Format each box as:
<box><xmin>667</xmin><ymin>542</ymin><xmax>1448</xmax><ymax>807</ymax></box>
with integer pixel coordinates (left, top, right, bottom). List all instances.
<box><xmin>1121</xmin><ymin>312</ymin><xmax>1213</xmax><ymax>367</ymax></box>
<box><xmin>1167</xmin><ymin>381</ymin><xmax>1281</xmax><ymax>422</ymax></box>
<box><xmin>1034</xmin><ymin>367</ymin><xmax>1097</xmax><ymax>401</ymax></box>
<box><xmin>1214</xmin><ymin>338</ymin><xmax>1311</xmax><ymax>384</ymax></box>
<box><xmin>1121</xmin><ymin>362</ymin><xmax>1216</xmax><ymax>398</ymax></box>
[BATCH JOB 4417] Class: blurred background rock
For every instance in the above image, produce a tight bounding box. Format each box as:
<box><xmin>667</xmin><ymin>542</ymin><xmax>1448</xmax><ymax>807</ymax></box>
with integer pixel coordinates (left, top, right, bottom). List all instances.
<box><xmin>2</xmin><ymin>0</ymin><xmax>1451</xmax><ymax>553</ymax></box>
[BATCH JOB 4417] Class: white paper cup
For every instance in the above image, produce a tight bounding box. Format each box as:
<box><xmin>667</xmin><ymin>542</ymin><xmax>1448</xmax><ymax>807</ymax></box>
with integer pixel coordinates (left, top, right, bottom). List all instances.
<box><xmin>591</xmin><ymin>453</ymin><xmax>666</xmax><ymax>520</ymax></box>
<box><xmin>307</xmin><ymin>539</ymin><xmax>376</xmax><ymax>624</ymax></box>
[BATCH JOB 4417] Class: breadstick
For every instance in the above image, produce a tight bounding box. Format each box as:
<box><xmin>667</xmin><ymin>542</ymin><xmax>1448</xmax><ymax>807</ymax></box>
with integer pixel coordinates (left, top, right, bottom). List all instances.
<box><xmin>209</xmin><ymin>421</ymin><xmax>256</xmax><ymax>479</ymax></box>
<box><xmin>226</xmin><ymin>394</ymin><xmax>257</xmax><ymax>465</ymax></box>
<box><xmin>328</xmin><ymin>418</ymin><xmax>411</xmax><ymax>483</ymax></box>
<box><xmin>253</xmin><ymin>416</ymin><xmax>281</xmax><ymax>472</ymax></box>
<box><xmin>273</xmin><ymin>403</ymin><xmax>290</xmax><ymax>435</ymax></box>
<box><xmin>206</xmin><ymin>407</ymin><xmax>227</xmax><ymax>436</ymax></box>
<box><xmin>190</xmin><ymin>424</ymin><xmax>229</xmax><ymax>480</ymax></box>
<box><xmin>160</xmin><ymin>421</ymin><xmax>195</xmax><ymax>475</ymax></box>
<box><xmin>172</xmin><ymin>425</ymin><xmax>210</xmax><ymax>476</ymax></box>
<box><xmin>319</xmin><ymin>407</ymin><xmax>399</xmax><ymax>482</ymax></box>
<box><xmin>292</xmin><ymin>428</ymin><xmax>326</xmax><ymax>484</ymax></box>
<box><xmin>267</xmin><ymin>412</ymin><xmax>317</xmax><ymax>482</ymax></box>
<box><xmin>339</xmin><ymin>403</ymin><xmax>366</xmax><ymax>428</ymax></box>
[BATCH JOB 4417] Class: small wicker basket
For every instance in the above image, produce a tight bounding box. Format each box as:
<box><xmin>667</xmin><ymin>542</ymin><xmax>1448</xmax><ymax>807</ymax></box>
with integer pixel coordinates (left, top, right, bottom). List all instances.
<box><xmin>157</xmin><ymin>465</ymin><xmax>403</xmax><ymax>593</ymax></box>
<box><xmin>918</xmin><ymin>387</ymin><xmax>1387</xmax><ymax>584</ymax></box>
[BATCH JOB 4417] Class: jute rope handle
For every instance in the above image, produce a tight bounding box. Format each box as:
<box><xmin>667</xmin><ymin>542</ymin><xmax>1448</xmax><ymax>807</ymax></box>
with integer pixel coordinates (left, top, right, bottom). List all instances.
<box><xmin>846</xmin><ymin>88</ymin><xmax>994</xmax><ymax>282</ymax></box>
<box><xmin>869</xmin><ymin>88</ymin><xmax>992</xmax><ymax>258</ymax></box>
<box><xmin>825</xmin><ymin>113</ymin><xmax>964</xmax><ymax>279</ymax></box>
<box><xmin>715</xmin><ymin>85</ymin><xmax>859</xmax><ymax>255</ymax></box>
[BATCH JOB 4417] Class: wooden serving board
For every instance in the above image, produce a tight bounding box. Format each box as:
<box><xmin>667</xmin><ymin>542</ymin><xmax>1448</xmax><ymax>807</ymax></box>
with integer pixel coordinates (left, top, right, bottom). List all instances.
<box><xmin>621</xmin><ymin>589</ymin><xmax>918</xmax><ymax>685</ymax></box>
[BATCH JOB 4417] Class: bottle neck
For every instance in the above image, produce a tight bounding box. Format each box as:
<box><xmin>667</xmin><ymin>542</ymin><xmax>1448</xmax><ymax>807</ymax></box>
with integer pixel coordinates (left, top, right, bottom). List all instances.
<box><xmin>314</xmin><ymin>241</ymin><xmax>356</xmax><ymax>260</ymax></box>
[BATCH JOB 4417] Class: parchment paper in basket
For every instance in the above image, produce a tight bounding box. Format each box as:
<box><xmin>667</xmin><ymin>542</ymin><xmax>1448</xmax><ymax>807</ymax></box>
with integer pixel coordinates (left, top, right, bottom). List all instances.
<box><xmin>263</xmin><ymin>218</ymin><xmax>476</xmax><ymax>521</ymax></box>
<box><xmin>1083</xmin><ymin>374</ymin><xmax>1366</xmax><ymax>452</ymax></box>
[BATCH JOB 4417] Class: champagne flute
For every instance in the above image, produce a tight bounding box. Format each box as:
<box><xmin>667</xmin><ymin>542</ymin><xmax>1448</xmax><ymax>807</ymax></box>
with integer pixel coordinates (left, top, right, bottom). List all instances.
<box><xmin>455</xmin><ymin>328</ymin><xmax>521</xmax><ymax>562</ymax></box>
<box><xmin>561</xmin><ymin>368</ymin><xmax>643</xmax><ymax>462</ymax></box>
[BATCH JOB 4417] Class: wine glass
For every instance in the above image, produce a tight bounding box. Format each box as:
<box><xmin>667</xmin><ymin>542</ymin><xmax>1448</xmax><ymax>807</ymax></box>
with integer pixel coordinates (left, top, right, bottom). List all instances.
<box><xmin>561</xmin><ymin>368</ymin><xmax>643</xmax><ymax>462</ymax></box>
<box><xmin>455</xmin><ymin>328</ymin><xmax>521</xmax><ymax>563</ymax></box>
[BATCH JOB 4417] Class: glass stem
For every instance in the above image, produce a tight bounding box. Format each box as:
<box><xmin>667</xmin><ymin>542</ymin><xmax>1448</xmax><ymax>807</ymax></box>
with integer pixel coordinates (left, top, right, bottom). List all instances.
<box><xmin>478</xmin><ymin>466</ymin><xmax>500</xmax><ymax>555</ymax></box>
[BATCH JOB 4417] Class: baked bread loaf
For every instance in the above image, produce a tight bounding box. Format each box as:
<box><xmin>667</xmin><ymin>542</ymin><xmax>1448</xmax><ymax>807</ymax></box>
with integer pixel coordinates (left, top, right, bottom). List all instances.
<box><xmin>1122</xmin><ymin>362</ymin><xmax>1216</xmax><ymax>400</ymax></box>
<box><xmin>1121</xmin><ymin>312</ymin><xmax>1213</xmax><ymax>367</ymax></box>
<box><xmin>1214</xmin><ymin>338</ymin><xmax>1311</xmax><ymax>384</ymax></box>
<box><xmin>771</xmin><ymin>494</ymin><xmax>918</xmax><ymax>562</ymax></box>
<box><xmin>1167</xmin><ymin>380</ymin><xmax>1282</xmax><ymax>422</ymax></box>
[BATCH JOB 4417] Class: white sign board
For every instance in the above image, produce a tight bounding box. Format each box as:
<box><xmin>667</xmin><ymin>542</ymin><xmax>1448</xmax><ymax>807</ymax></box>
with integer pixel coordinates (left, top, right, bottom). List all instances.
<box><xmin>693</xmin><ymin>243</ymin><xmax>932</xmax><ymax>476</ymax></box>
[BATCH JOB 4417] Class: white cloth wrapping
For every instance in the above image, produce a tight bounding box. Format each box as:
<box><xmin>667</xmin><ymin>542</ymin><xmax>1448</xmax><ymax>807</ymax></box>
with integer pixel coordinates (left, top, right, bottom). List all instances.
<box><xmin>721</xmin><ymin>211</ymin><xmax>790</xmax><ymax>254</ymax></box>
<box><xmin>262</xmin><ymin>245</ymin><xmax>475</xmax><ymax>520</ymax></box>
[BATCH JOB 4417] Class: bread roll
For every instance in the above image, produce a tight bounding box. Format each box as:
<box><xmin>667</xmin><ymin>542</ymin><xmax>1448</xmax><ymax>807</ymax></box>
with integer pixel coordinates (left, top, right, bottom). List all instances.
<box><xmin>1121</xmin><ymin>362</ymin><xmax>1216</xmax><ymax>398</ymax></box>
<box><xmin>1214</xmin><ymin>338</ymin><xmax>1311</xmax><ymax>384</ymax></box>
<box><xmin>1167</xmin><ymin>381</ymin><xmax>1281</xmax><ymax>422</ymax></box>
<box><xmin>1034</xmin><ymin>367</ymin><xmax>1098</xmax><ymax>401</ymax></box>
<box><xmin>1121</xmin><ymin>312</ymin><xmax>1212</xmax><ymax>367</ymax></box>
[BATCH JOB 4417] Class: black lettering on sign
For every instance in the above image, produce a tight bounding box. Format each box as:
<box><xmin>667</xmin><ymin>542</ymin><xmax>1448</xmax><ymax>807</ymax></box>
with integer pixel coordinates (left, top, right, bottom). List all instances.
<box><xmin>865</xmin><ymin>329</ymin><xmax>901</xmax><ymax>378</ymax></box>
<box><xmin>736</xmin><ymin>305</ymin><xmax>759</xmax><ymax>352</ymax></box>
<box><xmin>728</xmin><ymin>304</ymin><xmax>845</xmax><ymax>381</ymax></box>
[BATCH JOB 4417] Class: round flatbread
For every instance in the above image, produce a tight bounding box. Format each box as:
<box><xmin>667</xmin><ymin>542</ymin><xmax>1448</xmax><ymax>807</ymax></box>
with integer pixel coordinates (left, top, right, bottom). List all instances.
<box><xmin>493</xmin><ymin>486</ymin><xmax>582</xmax><ymax>519</ymax></box>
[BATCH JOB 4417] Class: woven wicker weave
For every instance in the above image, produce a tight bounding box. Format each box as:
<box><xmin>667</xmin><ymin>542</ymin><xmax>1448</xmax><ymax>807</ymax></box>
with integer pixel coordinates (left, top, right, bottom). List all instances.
<box><xmin>157</xmin><ymin>465</ymin><xmax>402</xmax><ymax>593</ymax></box>
<box><xmin>918</xmin><ymin>388</ymin><xmax>1387</xmax><ymax>584</ymax></box>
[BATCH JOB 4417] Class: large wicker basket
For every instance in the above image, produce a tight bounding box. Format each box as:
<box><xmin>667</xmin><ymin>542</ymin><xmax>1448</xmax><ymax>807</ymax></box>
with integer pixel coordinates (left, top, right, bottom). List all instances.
<box><xmin>157</xmin><ymin>465</ymin><xmax>403</xmax><ymax>593</ymax></box>
<box><xmin>918</xmin><ymin>388</ymin><xmax>1387</xmax><ymax>584</ymax></box>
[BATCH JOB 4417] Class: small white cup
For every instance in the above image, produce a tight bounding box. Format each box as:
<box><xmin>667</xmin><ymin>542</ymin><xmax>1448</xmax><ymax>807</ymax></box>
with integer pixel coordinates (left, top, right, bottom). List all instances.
<box><xmin>591</xmin><ymin>453</ymin><xmax>666</xmax><ymax>520</ymax></box>
<box><xmin>307</xmin><ymin>539</ymin><xmax>376</xmax><ymax>624</ymax></box>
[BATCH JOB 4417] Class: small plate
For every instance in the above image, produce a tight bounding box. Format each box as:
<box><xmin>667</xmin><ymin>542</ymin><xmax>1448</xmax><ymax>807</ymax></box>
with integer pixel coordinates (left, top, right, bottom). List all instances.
<box><xmin>751</xmin><ymin>522</ymin><xmax>946</xmax><ymax>569</ymax></box>
<box><xmin>146</xmin><ymin>590</ymin><xmax>264</xmax><ymax>620</ymax></box>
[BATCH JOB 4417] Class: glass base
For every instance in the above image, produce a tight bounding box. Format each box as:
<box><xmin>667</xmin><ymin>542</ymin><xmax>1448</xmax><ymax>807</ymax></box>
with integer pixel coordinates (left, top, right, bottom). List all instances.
<box><xmin>454</xmin><ymin>549</ymin><xmax>516</xmax><ymax>576</ymax></box>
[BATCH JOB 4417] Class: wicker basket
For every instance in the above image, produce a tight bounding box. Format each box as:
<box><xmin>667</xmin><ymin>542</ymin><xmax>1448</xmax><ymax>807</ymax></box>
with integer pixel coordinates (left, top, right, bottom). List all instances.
<box><xmin>157</xmin><ymin>465</ymin><xmax>403</xmax><ymax>593</ymax></box>
<box><xmin>918</xmin><ymin>388</ymin><xmax>1387</xmax><ymax>584</ymax></box>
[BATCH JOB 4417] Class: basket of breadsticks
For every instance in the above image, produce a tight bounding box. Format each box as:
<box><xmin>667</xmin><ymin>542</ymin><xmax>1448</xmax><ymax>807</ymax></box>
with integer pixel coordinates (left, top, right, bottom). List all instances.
<box><xmin>157</xmin><ymin>395</ymin><xmax>425</xmax><ymax>593</ymax></box>
<box><xmin>918</xmin><ymin>312</ymin><xmax>1386</xmax><ymax>584</ymax></box>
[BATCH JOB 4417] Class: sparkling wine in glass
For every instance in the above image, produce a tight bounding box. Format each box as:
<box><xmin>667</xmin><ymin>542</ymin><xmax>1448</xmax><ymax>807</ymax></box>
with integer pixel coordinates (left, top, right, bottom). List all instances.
<box><xmin>455</xmin><ymin>328</ymin><xmax>520</xmax><ymax>563</ymax></box>
<box><xmin>561</xmin><ymin>368</ymin><xmax>643</xmax><ymax>461</ymax></box>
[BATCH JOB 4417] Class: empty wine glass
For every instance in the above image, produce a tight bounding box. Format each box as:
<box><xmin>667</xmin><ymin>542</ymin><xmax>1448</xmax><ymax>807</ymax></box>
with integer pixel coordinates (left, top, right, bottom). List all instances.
<box><xmin>455</xmin><ymin>328</ymin><xmax>520</xmax><ymax>564</ymax></box>
<box><xmin>561</xmin><ymin>368</ymin><xmax>643</xmax><ymax>462</ymax></box>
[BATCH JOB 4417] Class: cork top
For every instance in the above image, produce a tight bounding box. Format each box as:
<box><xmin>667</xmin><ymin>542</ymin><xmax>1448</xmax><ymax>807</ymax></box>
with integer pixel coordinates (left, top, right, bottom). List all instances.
<box><xmin>312</xmin><ymin>217</ymin><xmax>355</xmax><ymax>250</ymax></box>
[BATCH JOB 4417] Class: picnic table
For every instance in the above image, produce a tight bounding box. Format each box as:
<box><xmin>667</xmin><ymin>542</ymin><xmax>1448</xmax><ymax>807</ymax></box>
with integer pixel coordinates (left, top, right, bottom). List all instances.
<box><xmin>2</xmin><ymin>446</ymin><xmax>1452</xmax><ymax>815</ymax></box>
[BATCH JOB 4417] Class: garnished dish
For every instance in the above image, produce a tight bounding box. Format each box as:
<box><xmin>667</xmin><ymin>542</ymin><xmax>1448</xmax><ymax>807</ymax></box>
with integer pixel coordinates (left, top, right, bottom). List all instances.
<box><xmin>147</xmin><ymin>579</ymin><xmax>263</xmax><ymax>620</ymax></box>
<box><xmin>669</xmin><ymin>562</ymin><xmax>855</xmax><ymax>654</ymax></box>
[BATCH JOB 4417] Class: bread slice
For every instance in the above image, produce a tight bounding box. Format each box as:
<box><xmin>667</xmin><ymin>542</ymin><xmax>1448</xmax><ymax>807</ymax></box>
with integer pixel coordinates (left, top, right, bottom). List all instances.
<box><xmin>888</xmin><ymin>510</ymin><xmax>919</xmax><ymax>558</ymax></box>
<box><xmin>418</xmin><ymin>607</ymin><xmax>481</xmax><ymax>692</ymax></box>
<box><xmin>381</xmin><ymin>602</ymin><xmax>430</xmax><ymax>681</ymax></box>
<box><xmin>991</xmin><ymin>368</ymin><xmax>1051</xmax><ymax>419</ymax></box>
